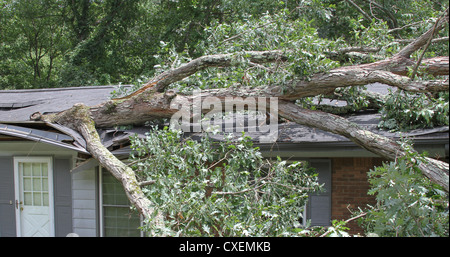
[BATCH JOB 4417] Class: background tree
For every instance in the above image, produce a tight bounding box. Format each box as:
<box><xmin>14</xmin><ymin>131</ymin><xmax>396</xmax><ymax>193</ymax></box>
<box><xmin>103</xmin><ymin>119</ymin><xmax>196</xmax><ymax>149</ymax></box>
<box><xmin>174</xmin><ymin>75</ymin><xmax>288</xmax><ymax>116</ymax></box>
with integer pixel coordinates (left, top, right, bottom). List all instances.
<box><xmin>0</xmin><ymin>0</ymin><xmax>70</xmax><ymax>88</ymax></box>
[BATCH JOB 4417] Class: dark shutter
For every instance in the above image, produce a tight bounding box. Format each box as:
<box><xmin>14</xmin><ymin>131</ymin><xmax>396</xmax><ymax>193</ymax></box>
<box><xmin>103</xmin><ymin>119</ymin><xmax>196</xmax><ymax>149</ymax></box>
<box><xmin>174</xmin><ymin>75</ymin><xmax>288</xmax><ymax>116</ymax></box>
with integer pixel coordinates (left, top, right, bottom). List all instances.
<box><xmin>308</xmin><ymin>160</ymin><xmax>332</xmax><ymax>226</ymax></box>
<box><xmin>53</xmin><ymin>158</ymin><xmax>73</xmax><ymax>237</ymax></box>
<box><xmin>0</xmin><ymin>157</ymin><xmax>16</xmax><ymax>237</ymax></box>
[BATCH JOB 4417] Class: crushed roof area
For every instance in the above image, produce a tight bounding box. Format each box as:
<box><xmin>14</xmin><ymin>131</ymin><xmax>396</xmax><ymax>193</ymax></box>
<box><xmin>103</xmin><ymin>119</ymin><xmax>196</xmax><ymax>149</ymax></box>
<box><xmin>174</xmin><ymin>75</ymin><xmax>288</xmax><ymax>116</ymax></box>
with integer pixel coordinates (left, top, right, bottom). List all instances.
<box><xmin>0</xmin><ymin>85</ymin><xmax>124</xmax><ymax>122</ymax></box>
<box><xmin>0</xmin><ymin>84</ymin><xmax>448</xmax><ymax>155</ymax></box>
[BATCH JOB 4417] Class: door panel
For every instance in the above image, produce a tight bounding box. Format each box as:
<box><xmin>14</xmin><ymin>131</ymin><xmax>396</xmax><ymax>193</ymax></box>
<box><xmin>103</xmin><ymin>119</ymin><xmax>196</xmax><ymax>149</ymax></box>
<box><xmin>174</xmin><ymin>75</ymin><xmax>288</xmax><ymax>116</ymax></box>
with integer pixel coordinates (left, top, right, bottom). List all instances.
<box><xmin>14</xmin><ymin>157</ymin><xmax>54</xmax><ymax>237</ymax></box>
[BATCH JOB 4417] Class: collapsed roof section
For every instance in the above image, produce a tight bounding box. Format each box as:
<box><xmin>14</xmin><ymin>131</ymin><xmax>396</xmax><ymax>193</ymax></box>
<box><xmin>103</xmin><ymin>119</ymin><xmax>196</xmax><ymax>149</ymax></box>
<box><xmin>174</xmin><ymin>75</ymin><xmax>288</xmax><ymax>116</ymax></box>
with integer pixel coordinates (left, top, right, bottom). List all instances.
<box><xmin>0</xmin><ymin>84</ymin><xmax>448</xmax><ymax>159</ymax></box>
<box><xmin>0</xmin><ymin>85</ymin><xmax>126</xmax><ymax>155</ymax></box>
<box><xmin>0</xmin><ymin>121</ymin><xmax>89</xmax><ymax>154</ymax></box>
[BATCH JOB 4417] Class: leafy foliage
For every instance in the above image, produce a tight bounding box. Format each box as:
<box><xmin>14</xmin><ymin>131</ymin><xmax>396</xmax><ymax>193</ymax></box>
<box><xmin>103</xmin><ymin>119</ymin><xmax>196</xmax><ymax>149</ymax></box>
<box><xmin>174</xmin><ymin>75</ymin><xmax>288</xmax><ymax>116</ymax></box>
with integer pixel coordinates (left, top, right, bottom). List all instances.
<box><xmin>154</xmin><ymin>11</ymin><xmax>342</xmax><ymax>94</ymax></box>
<box><xmin>361</xmin><ymin>143</ymin><xmax>449</xmax><ymax>236</ymax></box>
<box><xmin>129</xmin><ymin>127</ymin><xmax>322</xmax><ymax>236</ymax></box>
<box><xmin>0</xmin><ymin>0</ymin><xmax>71</xmax><ymax>89</ymax></box>
<box><xmin>379</xmin><ymin>90</ymin><xmax>449</xmax><ymax>131</ymax></box>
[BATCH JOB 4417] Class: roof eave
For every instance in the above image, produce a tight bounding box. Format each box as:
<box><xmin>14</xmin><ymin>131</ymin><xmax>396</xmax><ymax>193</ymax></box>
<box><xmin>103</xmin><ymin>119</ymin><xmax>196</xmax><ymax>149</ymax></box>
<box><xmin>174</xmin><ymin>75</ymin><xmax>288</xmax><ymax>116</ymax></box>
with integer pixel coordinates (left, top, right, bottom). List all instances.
<box><xmin>0</xmin><ymin>123</ymin><xmax>89</xmax><ymax>154</ymax></box>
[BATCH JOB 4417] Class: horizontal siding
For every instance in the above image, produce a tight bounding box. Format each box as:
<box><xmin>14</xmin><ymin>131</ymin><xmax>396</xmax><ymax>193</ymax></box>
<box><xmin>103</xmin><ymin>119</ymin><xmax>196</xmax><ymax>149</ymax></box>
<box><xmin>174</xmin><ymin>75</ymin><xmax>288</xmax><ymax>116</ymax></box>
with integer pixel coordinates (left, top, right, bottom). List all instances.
<box><xmin>72</xmin><ymin>168</ymin><xmax>97</xmax><ymax>237</ymax></box>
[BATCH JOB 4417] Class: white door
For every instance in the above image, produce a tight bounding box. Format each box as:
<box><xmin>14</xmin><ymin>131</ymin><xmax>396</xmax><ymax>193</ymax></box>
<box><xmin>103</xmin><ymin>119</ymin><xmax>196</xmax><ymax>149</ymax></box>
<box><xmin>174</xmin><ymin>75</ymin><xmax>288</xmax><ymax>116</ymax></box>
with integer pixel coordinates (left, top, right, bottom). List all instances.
<box><xmin>14</xmin><ymin>157</ymin><xmax>54</xmax><ymax>237</ymax></box>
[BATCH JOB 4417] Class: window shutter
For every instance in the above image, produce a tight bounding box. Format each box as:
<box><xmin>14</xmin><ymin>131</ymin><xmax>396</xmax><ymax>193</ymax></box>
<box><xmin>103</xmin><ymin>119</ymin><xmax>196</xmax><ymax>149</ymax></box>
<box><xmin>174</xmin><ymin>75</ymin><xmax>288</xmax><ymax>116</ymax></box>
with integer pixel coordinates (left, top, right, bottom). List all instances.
<box><xmin>54</xmin><ymin>158</ymin><xmax>73</xmax><ymax>237</ymax></box>
<box><xmin>307</xmin><ymin>160</ymin><xmax>331</xmax><ymax>226</ymax></box>
<box><xmin>0</xmin><ymin>157</ymin><xmax>16</xmax><ymax>236</ymax></box>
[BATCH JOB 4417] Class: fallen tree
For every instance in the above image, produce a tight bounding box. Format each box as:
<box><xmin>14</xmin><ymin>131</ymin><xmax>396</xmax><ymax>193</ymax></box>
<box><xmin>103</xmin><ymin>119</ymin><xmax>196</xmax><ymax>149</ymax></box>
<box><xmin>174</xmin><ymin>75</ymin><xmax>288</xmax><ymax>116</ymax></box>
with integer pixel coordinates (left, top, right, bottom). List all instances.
<box><xmin>31</xmin><ymin>8</ymin><xmax>449</xmax><ymax>232</ymax></box>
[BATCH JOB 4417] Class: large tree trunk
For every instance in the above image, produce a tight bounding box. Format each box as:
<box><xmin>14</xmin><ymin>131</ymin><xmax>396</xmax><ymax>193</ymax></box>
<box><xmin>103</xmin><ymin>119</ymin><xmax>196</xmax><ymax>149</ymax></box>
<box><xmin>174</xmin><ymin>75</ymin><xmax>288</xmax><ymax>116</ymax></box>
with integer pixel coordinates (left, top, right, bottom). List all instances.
<box><xmin>32</xmin><ymin>9</ymin><xmax>449</xmax><ymax>231</ymax></box>
<box><xmin>37</xmin><ymin>104</ymin><xmax>165</xmax><ymax>235</ymax></box>
<box><xmin>39</xmin><ymin>79</ymin><xmax>449</xmax><ymax>193</ymax></box>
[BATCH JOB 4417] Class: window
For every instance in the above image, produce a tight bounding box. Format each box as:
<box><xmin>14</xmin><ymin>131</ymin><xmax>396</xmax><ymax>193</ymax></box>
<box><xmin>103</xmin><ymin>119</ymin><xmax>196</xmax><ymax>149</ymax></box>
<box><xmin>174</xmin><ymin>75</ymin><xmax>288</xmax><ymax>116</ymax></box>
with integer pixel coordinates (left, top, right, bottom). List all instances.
<box><xmin>282</xmin><ymin>159</ymin><xmax>332</xmax><ymax>227</ymax></box>
<box><xmin>99</xmin><ymin>167</ymin><xmax>142</xmax><ymax>237</ymax></box>
<box><xmin>20</xmin><ymin>162</ymin><xmax>50</xmax><ymax>207</ymax></box>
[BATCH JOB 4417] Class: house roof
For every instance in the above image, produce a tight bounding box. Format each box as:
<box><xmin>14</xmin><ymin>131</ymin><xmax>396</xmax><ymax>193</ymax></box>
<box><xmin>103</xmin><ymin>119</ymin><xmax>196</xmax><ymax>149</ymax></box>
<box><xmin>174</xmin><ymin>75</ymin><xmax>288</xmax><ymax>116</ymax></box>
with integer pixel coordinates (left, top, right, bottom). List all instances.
<box><xmin>0</xmin><ymin>85</ymin><xmax>126</xmax><ymax>122</ymax></box>
<box><xmin>0</xmin><ymin>85</ymin><xmax>124</xmax><ymax>153</ymax></box>
<box><xmin>0</xmin><ymin>83</ymin><xmax>393</xmax><ymax>122</ymax></box>
<box><xmin>0</xmin><ymin>84</ymin><xmax>448</xmax><ymax>157</ymax></box>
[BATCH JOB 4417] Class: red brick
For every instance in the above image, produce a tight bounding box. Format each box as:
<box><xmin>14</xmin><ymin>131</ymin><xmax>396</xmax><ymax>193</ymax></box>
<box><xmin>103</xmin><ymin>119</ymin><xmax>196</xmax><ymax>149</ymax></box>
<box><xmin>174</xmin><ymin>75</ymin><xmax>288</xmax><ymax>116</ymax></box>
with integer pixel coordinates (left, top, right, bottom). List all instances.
<box><xmin>330</xmin><ymin>157</ymin><xmax>385</xmax><ymax>235</ymax></box>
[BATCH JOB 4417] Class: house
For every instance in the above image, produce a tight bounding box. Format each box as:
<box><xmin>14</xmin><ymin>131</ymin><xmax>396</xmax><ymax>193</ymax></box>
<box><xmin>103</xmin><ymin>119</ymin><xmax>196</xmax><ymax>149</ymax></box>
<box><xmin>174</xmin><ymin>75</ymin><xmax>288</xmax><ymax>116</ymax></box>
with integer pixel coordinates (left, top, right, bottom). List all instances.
<box><xmin>0</xmin><ymin>85</ymin><xmax>448</xmax><ymax>237</ymax></box>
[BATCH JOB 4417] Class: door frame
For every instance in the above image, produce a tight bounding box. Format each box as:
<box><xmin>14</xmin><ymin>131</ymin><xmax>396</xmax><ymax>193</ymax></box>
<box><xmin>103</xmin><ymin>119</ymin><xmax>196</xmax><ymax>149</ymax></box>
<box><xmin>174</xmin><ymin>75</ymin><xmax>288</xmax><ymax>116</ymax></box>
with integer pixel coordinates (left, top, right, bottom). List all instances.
<box><xmin>14</xmin><ymin>156</ymin><xmax>55</xmax><ymax>237</ymax></box>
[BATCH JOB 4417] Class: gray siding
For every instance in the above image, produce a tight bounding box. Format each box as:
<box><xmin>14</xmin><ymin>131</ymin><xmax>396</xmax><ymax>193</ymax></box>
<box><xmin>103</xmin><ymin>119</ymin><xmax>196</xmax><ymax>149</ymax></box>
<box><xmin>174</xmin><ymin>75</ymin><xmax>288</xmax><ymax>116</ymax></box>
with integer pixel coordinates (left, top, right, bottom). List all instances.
<box><xmin>72</xmin><ymin>167</ymin><xmax>98</xmax><ymax>236</ymax></box>
<box><xmin>0</xmin><ymin>157</ymin><xmax>15</xmax><ymax>237</ymax></box>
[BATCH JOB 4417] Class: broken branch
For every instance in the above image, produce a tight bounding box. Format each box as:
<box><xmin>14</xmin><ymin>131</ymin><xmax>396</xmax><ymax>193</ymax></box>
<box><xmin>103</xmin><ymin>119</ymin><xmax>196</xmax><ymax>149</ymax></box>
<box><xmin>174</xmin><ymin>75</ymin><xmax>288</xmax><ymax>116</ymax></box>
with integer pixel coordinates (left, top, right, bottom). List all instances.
<box><xmin>277</xmin><ymin>101</ymin><xmax>449</xmax><ymax>191</ymax></box>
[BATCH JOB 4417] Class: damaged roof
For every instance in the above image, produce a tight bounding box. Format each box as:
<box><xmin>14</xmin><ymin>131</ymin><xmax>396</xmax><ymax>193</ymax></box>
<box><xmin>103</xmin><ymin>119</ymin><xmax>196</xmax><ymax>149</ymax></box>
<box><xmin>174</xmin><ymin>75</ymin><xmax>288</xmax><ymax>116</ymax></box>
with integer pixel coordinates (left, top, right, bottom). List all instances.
<box><xmin>0</xmin><ymin>84</ymin><xmax>448</xmax><ymax>157</ymax></box>
<box><xmin>0</xmin><ymin>85</ymin><xmax>125</xmax><ymax>153</ymax></box>
<box><xmin>0</xmin><ymin>122</ymin><xmax>88</xmax><ymax>153</ymax></box>
<box><xmin>0</xmin><ymin>85</ymin><xmax>127</xmax><ymax>122</ymax></box>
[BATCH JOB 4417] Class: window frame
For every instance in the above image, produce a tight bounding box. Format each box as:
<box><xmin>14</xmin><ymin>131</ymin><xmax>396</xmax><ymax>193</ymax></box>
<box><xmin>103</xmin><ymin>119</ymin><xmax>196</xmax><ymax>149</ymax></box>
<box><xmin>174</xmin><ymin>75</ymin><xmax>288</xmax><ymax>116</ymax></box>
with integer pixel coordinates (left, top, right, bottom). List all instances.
<box><xmin>98</xmin><ymin>166</ymin><xmax>143</xmax><ymax>237</ymax></box>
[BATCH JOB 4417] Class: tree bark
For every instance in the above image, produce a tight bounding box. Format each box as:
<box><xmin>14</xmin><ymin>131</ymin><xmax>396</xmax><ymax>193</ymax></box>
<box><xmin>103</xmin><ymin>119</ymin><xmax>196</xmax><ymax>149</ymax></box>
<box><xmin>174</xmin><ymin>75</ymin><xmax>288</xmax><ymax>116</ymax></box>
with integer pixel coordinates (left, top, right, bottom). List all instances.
<box><xmin>31</xmin><ymin>8</ymin><xmax>449</xmax><ymax>229</ymax></box>
<box><xmin>277</xmin><ymin>101</ymin><xmax>449</xmax><ymax>191</ymax></box>
<box><xmin>37</xmin><ymin>104</ymin><xmax>165</xmax><ymax>235</ymax></box>
<box><xmin>396</xmin><ymin>8</ymin><xmax>449</xmax><ymax>58</ymax></box>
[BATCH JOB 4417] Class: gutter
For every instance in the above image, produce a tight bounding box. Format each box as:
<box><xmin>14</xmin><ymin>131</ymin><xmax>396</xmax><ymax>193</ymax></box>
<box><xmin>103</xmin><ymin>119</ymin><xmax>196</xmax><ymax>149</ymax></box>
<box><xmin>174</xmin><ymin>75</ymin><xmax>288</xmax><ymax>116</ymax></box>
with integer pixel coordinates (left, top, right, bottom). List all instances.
<box><xmin>0</xmin><ymin>123</ymin><xmax>89</xmax><ymax>154</ymax></box>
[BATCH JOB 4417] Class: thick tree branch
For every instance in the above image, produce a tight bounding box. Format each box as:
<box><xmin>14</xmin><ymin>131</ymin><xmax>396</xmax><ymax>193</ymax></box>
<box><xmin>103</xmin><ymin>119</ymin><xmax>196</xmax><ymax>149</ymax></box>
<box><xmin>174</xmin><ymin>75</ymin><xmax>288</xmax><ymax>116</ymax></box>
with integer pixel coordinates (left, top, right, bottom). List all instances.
<box><xmin>396</xmin><ymin>8</ymin><xmax>449</xmax><ymax>58</ymax></box>
<box><xmin>277</xmin><ymin>101</ymin><xmax>449</xmax><ymax>191</ymax></box>
<box><xmin>114</xmin><ymin>50</ymin><xmax>286</xmax><ymax>99</ymax></box>
<box><xmin>148</xmin><ymin>50</ymin><xmax>285</xmax><ymax>92</ymax></box>
<box><xmin>394</xmin><ymin>36</ymin><xmax>449</xmax><ymax>45</ymax></box>
<box><xmin>280</xmin><ymin>68</ymin><xmax>449</xmax><ymax>100</ymax></box>
<box><xmin>37</xmin><ymin>104</ymin><xmax>166</xmax><ymax>235</ymax></box>
<box><xmin>337</xmin><ymin>55</ymin><xmax>449</xmax><ymax>77</ymax></box>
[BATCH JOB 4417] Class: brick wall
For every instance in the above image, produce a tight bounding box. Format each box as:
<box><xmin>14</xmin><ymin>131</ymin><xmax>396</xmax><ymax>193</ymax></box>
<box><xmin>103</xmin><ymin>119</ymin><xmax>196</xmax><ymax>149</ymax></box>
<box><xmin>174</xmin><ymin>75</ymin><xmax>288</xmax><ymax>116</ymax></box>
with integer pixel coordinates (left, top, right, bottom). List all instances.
<box><xmin>330</xmin><ymin>157</ymin><xmax>384</xmax><ymax>235</ymax></box>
